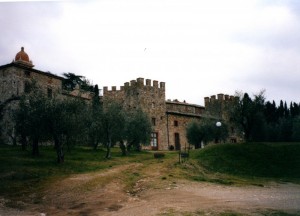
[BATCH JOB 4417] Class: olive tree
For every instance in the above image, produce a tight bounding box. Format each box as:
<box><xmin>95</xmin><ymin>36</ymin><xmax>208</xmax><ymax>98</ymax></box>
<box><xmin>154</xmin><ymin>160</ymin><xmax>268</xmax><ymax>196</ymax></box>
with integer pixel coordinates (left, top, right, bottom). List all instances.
<box><xmin>124</xmin><ymin>108</ymin><xmax>152</xmax><ymax>153</ymax></box>
<box><xmin>101</xmin><ymin>101</ymin><xmax>125</xmax><ymax>158</ymax></box>
<box><xmin>15</xmin><ymin>90</ymin><xmax>48</xmax><ymax>156</ymax></box>
<box><xmin>44</xmin><ymin>97</ymin><xmax>88</xmax><ymax>163</ymax></box>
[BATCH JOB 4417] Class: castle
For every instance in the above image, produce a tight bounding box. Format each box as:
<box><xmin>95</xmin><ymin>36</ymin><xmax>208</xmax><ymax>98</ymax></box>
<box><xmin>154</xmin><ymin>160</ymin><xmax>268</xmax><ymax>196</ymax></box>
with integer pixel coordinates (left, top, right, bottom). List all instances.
<box><xmin>0</xmin><ymin>47</ymin><xmax>237</xmax><ymax>149</ymax></box>
<box><xmin>103</xmin><ymin>78</ymin><xmax>205</xmax><ymax>150</ymax></box>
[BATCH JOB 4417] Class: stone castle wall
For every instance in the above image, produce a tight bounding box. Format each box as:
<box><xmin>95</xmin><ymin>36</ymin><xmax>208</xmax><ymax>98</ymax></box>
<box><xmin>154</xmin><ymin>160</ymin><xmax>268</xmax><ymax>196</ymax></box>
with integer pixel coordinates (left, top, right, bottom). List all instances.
<box><xmin>0</xmin><ymin>64</ymin><xmax>65</xmax><ymax>144</ymax></box>
<box><xmin>166</xmin><ymin>101</ymin><xmax>204</xmax><ymax>150</ymax></box>
<box><xmin>204</xmin><ymin>93</ymin><xmax>241</xmax><ymax>143</ymax></box>
<box><xmin>166</xmin><ymin>113</ymin><xmax>200</xmax><ymax>150</ymax></box>
<box><xmin>166</xmin><ymin>100</ymin><xmax>204</xmax><ymax>115</ymax></box>
<box><xmin>204</xmin><ymin>93</ymin><xmax>236</xmax><ymax>107</ymax></box>
<box><xmin>0</xmin><ymin>64</ymin><xmax>63</xmax><ymax>102</ymax></box>
<box><xmin>103</xmin><ymin>78</ymin><xmax>208</xmax><ymax>150</ymax></box>
<box><xmin>1</xmin><ymin>58</ymin><xmax>237</xmax><ymax>148</ymax></box>
<box><xmin>104</xmin><ymin>78</ymin><xmax>168</xmax><ymax>150</ymax></box>
<box><xmin>0</xmin><ymin>63</ymin><xmax>94</xmax><ymax>144</ymax></box>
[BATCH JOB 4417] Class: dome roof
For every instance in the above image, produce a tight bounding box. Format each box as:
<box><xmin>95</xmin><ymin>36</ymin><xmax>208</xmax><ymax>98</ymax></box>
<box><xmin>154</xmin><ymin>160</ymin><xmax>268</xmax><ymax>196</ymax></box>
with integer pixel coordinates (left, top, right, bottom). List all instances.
<box><xmin>14</xmin><ymin>47</ymin><xmax>34</xmax><ymax>68</ymax></box>
<box><xmin>15</xmin><ymin>47</ymin><xmax>30</xmax><ymax>62</ymax></box>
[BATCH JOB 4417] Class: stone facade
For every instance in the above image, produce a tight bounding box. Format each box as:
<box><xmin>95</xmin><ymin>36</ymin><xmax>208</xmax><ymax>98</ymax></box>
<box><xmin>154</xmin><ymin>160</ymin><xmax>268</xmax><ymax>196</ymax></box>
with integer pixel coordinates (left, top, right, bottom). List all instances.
<box><xmin>104</xmin><ymin>78</ymin><xmax>168</xmax><ymax>150</ymax></box>
<box><xmin>0</xmin><ymin>48</ymin><xmax>93</xmax><ymax>144</ymax></box>
<box><xmin>0</xmin><ymin>57</ymin><xmax>66</xmax><ymax>144</ymax></box>
<box><xmin>166</xmin><ymin>101</ymin><xmax>204</xmax><ymax>150</ymax></box>
<box><xmin>204</xmin><ymin>94</ymin><xmax>241</xmax><ymax>143</ymax></box>
<box><xmin>104</xmin><ymin>78</ymin><xmax>205</xmax><ymax>150</ymax></box>
<box><xmin>1</xmin><ymin>47</ymin><xmax>236</xmax><ymax>149</ymax></box>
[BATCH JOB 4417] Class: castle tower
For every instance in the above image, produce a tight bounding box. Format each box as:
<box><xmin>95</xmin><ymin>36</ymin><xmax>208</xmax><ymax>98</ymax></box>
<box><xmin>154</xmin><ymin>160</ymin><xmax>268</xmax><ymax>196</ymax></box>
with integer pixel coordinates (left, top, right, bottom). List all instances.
<box><xmin>103</xmin><ymin>78</ymin><xmax>167</xmax><ymax>150</ymax></box>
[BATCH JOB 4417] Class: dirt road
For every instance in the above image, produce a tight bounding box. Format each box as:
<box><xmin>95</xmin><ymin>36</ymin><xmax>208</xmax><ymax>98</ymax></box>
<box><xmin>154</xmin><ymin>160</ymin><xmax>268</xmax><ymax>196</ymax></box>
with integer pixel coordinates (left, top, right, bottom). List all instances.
<box><xmin>1</xmin><ymin>164</ymin><xmax>300</xmax><ymax>216</ymax></box>
<box><xmin>102</xmin><ymin>181</ymin><xmax>300</xmax><ymax>216</ymax></box>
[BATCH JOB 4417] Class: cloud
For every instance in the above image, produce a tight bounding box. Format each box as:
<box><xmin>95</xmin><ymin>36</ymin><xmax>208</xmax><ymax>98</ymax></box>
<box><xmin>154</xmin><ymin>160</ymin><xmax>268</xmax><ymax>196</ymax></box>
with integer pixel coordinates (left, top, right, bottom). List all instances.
<box><xmin>1</xmin><ymin>0</ymin><xmax>300</xmax><ymax>105</ymax></box>
<box><xmin>0</xmin><ymin>2</ymin><xmax>63</xmax><ymax>66</ymax></box>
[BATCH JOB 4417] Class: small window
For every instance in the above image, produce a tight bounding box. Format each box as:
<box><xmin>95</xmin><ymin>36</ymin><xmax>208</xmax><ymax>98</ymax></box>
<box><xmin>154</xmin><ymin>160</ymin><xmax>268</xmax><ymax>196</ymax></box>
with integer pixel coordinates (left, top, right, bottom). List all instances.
<box><xmin>174</xmin><ymin>120</ymin><xmax>178</xmax><ymax>127</ymax></box>
<box><xmin>47</xmin><ymin>88</ymin><xmax>53</xmax><ymax>98</ymax></box>
<box><xmin>24</xmin><ymin>82</ymin><xmax>31</xmax><ymax>93</ymax></box>
<box><xmin>151</xmin><ymin>118</ymin><xmax>156</xmax><ymax>126</ymax></box>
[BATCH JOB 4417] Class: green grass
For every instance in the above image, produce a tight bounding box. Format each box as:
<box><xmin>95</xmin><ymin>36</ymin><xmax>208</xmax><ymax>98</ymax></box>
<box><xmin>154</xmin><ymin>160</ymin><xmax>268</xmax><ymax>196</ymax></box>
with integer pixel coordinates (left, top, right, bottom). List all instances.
<box><xmin>192</xmin><ymin>142</ymin><xmax>300</xmax><ymax>182</ymax></box>
<box><xmin>0</xmin><ymin>144</ymin><xmax>154</xmax><ymax>198</ymax></box>
<box><xmin>1</xmin><ymin>142</ymin><xmax>300</xmax><ymax>200</ymax></box>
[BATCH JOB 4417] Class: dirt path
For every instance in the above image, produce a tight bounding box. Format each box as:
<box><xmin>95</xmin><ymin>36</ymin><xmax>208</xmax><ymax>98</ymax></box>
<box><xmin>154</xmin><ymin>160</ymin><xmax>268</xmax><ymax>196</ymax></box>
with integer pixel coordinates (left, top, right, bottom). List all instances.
<box><xmin>103</xmin><ymin>181</ymin><xmax>300</xmax><ymax>216</ymax></box>
<box><xmin>1</xmin><ymin>164</ymin><xmax>300</xmax><ymax>216</ymax></box>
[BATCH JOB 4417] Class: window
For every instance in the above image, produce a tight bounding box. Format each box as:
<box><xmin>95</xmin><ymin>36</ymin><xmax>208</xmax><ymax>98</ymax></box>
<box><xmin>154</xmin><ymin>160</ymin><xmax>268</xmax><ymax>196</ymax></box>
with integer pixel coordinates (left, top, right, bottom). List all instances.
<box><xmin>47</xmin><ymin>88</ymin><xmax>53</xmax><ymax>98</ymax></box>
<box><xmin>174</xmin><ymin>120</ymin><xmax>178</xmax><ymax>127</ymax></box>
<box><xmin>151</xmin><ymin>132</ymin><xmax>158</xmax><ymax>147</ymax></box>
<box><xmin>151</xmin><ymin>118</ymin><xmax>156</xmax><ymax>126</ymax></box>
<box><xmin>24</xmin><ymin>81</ymin><xmax>31</xmax><ymax>93</ymax></box>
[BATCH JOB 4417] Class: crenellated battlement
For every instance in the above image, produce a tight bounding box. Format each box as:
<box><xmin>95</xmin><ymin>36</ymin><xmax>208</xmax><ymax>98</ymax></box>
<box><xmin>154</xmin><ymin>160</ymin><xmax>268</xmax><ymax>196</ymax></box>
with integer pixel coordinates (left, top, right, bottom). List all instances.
<box><xmin>103</xmin><ymin>77</ymin><xmax>165</xmax><ymax>94</ymax></box>
<box><xmin>204</xmin><ymin>93</ymin><xmax>236</xmax><ymax>107</ymax></box>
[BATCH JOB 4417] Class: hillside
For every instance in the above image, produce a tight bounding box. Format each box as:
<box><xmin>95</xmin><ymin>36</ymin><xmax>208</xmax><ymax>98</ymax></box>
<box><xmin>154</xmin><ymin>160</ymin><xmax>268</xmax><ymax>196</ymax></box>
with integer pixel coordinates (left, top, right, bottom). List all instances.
<box><xmin>0</xmin><ymin>143</ymin><xmax>300</xmax><ymax>215</ymax></box>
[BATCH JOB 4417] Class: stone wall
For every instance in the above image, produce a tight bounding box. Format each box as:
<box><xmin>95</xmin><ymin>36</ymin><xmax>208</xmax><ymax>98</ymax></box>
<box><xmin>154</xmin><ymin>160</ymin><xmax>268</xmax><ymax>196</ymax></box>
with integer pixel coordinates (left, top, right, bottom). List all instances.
<box><xmin>104</xmin><ymin>77</ymin><xmax>168</xmax><ymax>150</ymax></box>
<box><xmin>204</xmin><ymin>93</ymin><xmax>241</xmax><ymax>143</ymax></box>
<box><xmin>166</xmin><ymin>101</ymin><xmax>204</xmax><ymax>150</ymax></box>
<box><xmin>0</xmin><ymin>63</ymin><xmax>94</xmax><ymax>144</ymax></box>
<box><xmin>0</xmin><ymin>63</ymin><xmax>65</xmax><ymax>144</ymax></box>
<box><xmin>166</xmin><ymin>100</ymin><xmax>204</xmax><ymax>115</ymax></box>
<box><xmin>0</xmin><ymin>63</ymin><xmax>63</xmax><ymax>102</ymax></box>
<box><xmin>1</xmin><ymin>61</ymin><xmax>239</xmax><ymax>148</ymax></box>
<box><xmin>166</xmin><ymin>113</ymin><xmax>200</xmax><ymax>150</ymax></box>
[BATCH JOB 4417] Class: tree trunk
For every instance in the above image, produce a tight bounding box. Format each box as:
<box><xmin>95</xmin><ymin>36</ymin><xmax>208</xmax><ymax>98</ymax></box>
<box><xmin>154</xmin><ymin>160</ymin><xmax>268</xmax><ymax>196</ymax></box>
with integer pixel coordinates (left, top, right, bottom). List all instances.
<box><xmin>105</xmin><ymin>138</ymin><xmax>111</xmax><ymax>159</ymax></box>
<box><xmin>21</xmin><ymin>134</ymin><xmax>27</xmax><ymax>151</ymax></box>
<box><xmin>54</xmin><ymin>136</ymin><xmax>64</xmax><ymax>163</ymax></box>
<box><xmin>120</xmin><ymin>140</ymin><xmax>127</xmax><ymax>156</ymax></box>
<box><xmin>135</xmin><ymin>143</ymin><xmax>141</xmax><ymax>152</ymax></box>
<box><xmin>32</xmin><ymin>137</ymin><xmax>39</xmax><ymax>156</ymax></box>
<box><xmin>66</xmin><ymin>135</ymin><xmax>72</xmax><ymax>152</ymax></box>
<box><xmin>126</xmin><ymin>143</ymin><xmax>132</xmax><ymax>152</ymax></box>
<box><xmin>93</xmin><ymin>141</ymin><xmax>99</xmax><ymax>151</ymax></box>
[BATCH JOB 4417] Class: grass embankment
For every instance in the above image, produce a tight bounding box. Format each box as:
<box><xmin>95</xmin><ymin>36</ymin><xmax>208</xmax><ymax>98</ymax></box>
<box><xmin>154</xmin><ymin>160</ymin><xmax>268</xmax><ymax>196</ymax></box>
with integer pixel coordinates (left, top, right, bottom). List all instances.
<box><xmin>190</xmin><ymin>142</ymin><xmax>300</xmax><ymax>184</ymax></box>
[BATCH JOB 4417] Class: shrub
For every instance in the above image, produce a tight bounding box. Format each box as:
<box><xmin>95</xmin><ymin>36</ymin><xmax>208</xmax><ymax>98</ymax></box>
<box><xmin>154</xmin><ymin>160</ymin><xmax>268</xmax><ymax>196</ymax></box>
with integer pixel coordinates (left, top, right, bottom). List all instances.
<box><xmin>154</xmin><ymin>152</ymin><xmax>165</xmax><ymax>158</ymax></box>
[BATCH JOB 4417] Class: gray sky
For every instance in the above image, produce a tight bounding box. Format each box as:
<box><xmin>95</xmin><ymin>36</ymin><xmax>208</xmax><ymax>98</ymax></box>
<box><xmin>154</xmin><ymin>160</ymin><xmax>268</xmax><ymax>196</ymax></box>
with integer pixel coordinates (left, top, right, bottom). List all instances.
<box><xmin>1</xmin><ymin>0</ymin><xmax>300</xmax><ymax>106</ymax></box>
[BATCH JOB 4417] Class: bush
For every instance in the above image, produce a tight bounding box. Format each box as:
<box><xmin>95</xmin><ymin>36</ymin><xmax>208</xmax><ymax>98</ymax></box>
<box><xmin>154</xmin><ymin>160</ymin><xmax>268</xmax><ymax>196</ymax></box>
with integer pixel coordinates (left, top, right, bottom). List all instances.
<box><xmin>154</xmin><ymin>152</ymin><xmax>165</xmax><ymax>158</ymax></box>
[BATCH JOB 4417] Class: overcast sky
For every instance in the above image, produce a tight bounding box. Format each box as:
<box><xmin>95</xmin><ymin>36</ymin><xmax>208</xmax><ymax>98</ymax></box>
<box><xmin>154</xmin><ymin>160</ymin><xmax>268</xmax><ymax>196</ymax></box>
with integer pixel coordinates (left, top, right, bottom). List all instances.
<box><xmin>1</xmin><ymin>0</ymin><xmax>300</xmax><ymax>106</ymax></box>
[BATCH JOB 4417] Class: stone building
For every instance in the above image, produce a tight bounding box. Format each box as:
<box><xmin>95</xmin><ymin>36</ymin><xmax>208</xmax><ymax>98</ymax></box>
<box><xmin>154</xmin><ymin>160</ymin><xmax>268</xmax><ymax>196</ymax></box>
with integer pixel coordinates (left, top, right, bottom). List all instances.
<box><xmin>204</xmin><ymin>94</ymin><xmax>240</xmax><ymax>143</ymax></box>
<box><xmin>1</xmin><ymin>47</ymin><xmax>236</xmax><ymax>149</ymax></box>
<box><xmin>0</xmin><ymin>47</ymin><xmax>93</xmax><ymax>144</ymax></box>
<box><xmin>103</xmin><ymin>78</ymin><xmax>205</xmax><ymax>150</ymax></box>
<box><xmin>166</xmin><ymin>100</ymin><xmax>205</xmax><ymax>150</ymax></box>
